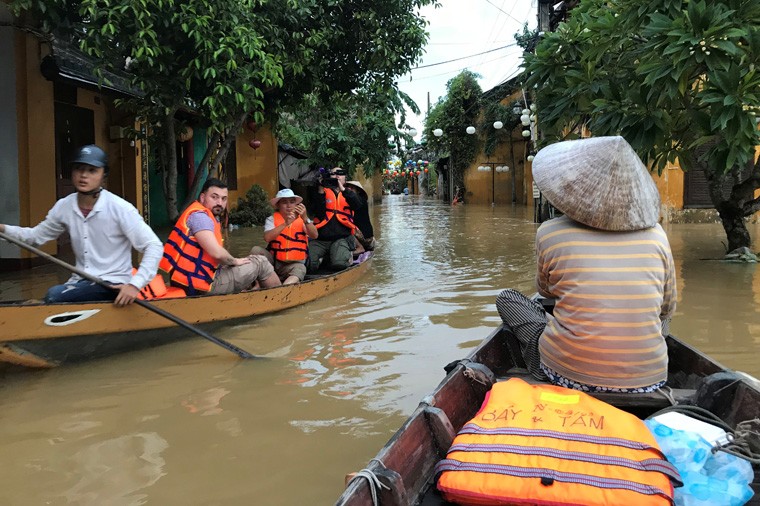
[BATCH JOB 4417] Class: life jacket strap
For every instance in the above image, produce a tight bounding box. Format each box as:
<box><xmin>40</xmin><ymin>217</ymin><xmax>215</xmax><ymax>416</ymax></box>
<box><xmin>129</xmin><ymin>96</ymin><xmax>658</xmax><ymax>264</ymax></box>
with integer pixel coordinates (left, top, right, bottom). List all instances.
<box><xmin>435</xmin><ymin>459</ymin><xmax>675</xmax><ymax>503</ymax></box>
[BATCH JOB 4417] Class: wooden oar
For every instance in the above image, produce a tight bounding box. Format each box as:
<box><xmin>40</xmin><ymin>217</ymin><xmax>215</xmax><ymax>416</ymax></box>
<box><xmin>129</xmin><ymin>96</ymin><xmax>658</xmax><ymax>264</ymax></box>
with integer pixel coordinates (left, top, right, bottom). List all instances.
<box><xmin>0</xmin><ymin>231</ymin><xmax>257</xmax><ymax>359</ymax></box>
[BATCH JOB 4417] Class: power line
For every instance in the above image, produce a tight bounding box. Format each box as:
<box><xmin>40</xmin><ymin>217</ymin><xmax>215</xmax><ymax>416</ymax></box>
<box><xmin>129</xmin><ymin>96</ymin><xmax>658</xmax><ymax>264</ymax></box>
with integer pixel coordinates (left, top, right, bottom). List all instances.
<box><xmin>483</xmin><ymin>0</ymin><xmax>525</xmax><ymax>24</ymax></box>
<box><xmin>412</xmin><ymin>43</ymin><xmax>518</xmax><ymax>70</ymax></box>
<box><xmin>399</xmin><ymin>49</ymin><xmax>524</xmax><ymax>83</ymax></box>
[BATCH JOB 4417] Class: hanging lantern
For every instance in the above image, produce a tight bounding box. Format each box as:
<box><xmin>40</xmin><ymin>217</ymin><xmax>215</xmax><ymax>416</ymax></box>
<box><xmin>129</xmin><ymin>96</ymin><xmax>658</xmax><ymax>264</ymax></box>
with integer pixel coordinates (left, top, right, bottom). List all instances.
<box><xmin>521</xmin><ymin>114</ymin><xmax>531</xmax><ymax>126</ymax></box>
<box><xmin>527</xmin><ymin>155</ymin><xmax>535</xmax><ymax>162</ymax></box>
<box><xmin>178</xmin><ymin>125</ymin><xmax>194</xmax><ymax>142</ymax></box>
<box><xmin>424</xmin><ymin>168</ymin><xmax>428</xmax><ymax>173</ymax></box>
<box><xmin>522</xmin><ymin>108</ymin><xmax>530</xmax><ymax>115</ymax></box>
<box><xmin>530</xmin><ymin>103</ymin><xmax>537</xmax><ymax>112</ymax></box>
<box><xmin>249</xmin><ymin>139</ymin><xmax>262</xmax><ymax>149</ymax></box>
<box><xmin>493</xmin><ymin>121</ymin><xmax>504</xmax><ymax>130</ymax></box>
<box><xmin>433</xmin><ymin>128</ymin><xmax>443</xmax><ymax>137</ymax></box>
<box><xmin>466</xmin><ymin>126</ymin><xmax>476</xmax><ymax>135</ymax></box>
<box><xmin>522</xmin><ymin>130</ymin><xmax>531</xmax><ymax>138</ymax></box>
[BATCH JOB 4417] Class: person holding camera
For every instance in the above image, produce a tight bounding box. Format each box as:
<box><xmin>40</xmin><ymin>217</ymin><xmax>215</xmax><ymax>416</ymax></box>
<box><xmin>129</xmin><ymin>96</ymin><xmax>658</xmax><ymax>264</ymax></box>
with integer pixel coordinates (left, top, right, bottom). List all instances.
<box><xmin>306</xmin><ymin>167</ymin><xmax>362</xmax><ymax>272</ymax></box>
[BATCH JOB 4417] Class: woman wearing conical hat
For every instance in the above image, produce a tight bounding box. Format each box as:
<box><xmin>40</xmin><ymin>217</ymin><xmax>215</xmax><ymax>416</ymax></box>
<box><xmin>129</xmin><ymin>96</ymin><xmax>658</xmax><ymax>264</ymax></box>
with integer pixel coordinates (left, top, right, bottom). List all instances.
<box><xmin>496</xmin><ymin>136</ymin><xmax>677</xmax><ymax>393</ymax></box>
<box><xmin>344</xmin><ymin>181</ymin><xmax>376</xmax><ymax>254</ymax></box>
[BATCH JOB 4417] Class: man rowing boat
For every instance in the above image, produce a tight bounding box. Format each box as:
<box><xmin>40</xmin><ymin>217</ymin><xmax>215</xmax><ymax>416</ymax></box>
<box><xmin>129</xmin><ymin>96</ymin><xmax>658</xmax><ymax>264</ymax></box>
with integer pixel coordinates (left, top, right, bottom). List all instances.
<box><xmin>0</xmin><ymin>145</ymin><xmax>162</xmax><ymax>306</ymax></box>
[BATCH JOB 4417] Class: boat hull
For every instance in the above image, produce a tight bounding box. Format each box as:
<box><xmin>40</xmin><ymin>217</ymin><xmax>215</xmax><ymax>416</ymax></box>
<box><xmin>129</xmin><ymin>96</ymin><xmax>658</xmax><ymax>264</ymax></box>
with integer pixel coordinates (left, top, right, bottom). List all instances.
<box><xmin>0</xmin><ymin>254</ymin><xmax>372</xmax><ymax>367</ymax></box>
<box><xmin>336</xmin><ymin>324</ymin><xmax>760</xmax><ymax>505</ymax></box>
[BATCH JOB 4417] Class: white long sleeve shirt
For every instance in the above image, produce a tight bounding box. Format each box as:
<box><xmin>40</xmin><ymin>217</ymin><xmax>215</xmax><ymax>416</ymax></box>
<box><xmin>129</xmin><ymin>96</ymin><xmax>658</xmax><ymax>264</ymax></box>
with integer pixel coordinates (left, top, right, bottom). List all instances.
<box><xmin>4</xmin><ymin>190</ymin><xmax>163</xmax><ymax>290</ymax></box>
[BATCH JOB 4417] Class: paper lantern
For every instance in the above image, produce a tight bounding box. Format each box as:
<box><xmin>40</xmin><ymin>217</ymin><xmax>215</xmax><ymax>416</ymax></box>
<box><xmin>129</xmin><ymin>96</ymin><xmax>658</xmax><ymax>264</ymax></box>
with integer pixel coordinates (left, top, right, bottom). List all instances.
<box><xmin>249</xmin><ymin>139</ymin><xmax>262</xmax><ymax>149</ymax></box>
<box><xmin>178</xmin><ymin>126</ymin><xmax>193</xmax><ymax>142</ymax></box>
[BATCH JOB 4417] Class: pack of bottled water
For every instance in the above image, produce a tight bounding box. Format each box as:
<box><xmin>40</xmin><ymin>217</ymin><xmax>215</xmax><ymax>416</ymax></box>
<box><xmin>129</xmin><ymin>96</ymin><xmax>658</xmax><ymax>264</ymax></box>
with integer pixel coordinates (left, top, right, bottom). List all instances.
<box><xmin>645</xmin><ymin>413</ymin><xmax>755</xmax><ymax>506</ymax></box>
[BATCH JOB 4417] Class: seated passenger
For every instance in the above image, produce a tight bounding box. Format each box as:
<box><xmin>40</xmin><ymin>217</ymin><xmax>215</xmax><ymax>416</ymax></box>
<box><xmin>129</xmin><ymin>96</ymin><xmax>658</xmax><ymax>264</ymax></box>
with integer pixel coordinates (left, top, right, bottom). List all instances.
<box><xmin>496</xmin><ymin>136</ymin><xmax>676</xmax><ymax>393</ymax></box>
<box><xmin>251</xmin><ymin>189</ymin><xmax>318</xmax><ymax>285</ymax></box>
<box><xmin>306</xmin><ymin>167</ymin><xmax>362</xmax><ymax>272</ymax></box>
<box><xmin>0</xmin><ymin>145</ymin><xmax>162</xmax><ymax>306</ymax></box>
<box><xmin>160</xmin><ymin>178</ymin><xmax>281</xmax><ymax>295</ymax></box>
<box><xmin>343</xmin><ymin>181</ymin><xmax>375</xmax><ymax>254</ymax></box>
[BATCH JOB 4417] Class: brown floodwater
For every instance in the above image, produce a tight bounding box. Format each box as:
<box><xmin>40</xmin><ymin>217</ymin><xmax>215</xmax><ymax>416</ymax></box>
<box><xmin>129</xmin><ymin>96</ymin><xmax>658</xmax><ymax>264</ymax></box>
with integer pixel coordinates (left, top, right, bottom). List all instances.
<box><xmin>1</xmin><ymin>196</ymin><xmax>759</xmax><ymax>505</ymax></box>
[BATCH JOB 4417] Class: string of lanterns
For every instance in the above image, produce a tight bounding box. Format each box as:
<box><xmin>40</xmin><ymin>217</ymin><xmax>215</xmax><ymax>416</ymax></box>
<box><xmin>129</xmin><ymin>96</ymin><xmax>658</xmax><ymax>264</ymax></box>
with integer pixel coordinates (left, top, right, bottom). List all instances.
<box><xmin>429</xmin><ymin>102</ymin><xmax>538</xmax><ymax>162</ymax></box>
<box><xmin>384</xmin><ymin>159</ymin><xmax>430</xmax><ymax>179</ymax></box>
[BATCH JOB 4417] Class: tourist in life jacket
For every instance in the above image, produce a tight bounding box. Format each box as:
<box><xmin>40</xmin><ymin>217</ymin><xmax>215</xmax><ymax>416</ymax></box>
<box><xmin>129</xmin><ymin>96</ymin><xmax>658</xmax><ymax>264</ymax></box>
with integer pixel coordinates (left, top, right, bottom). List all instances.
<box><xmin>306</xmin><ymin>167</ymin><xmax>362</xmax><ymax>272</ymax></box>
<box><xmin>250</xmin><ymin>188</ymin><xmax>318</xmax><ymax>285</ymax></box>
<box><xmin>496</xmin><ymin>136</ymin><xmax>677</xmax><ymax>393</ymax></box>
<box><xmin>160</xmin><ymin>178</ymin><xmax>281</xmax><ymax>295</ymax></box>
<box><xmin>343</xmin><ymin>181</ymin><xmax>375</xmax><ymax>254</ymax></box>
<box><xmin>0</xmin><ymin>145</ymin><xmax>163</xmax><ymax>306</ymax></box>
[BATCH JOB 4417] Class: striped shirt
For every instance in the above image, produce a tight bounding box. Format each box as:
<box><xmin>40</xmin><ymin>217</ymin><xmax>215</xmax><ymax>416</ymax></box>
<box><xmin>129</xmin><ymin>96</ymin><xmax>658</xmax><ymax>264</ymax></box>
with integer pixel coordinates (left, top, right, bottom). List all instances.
<box><xmin>536</xmin><ymin>215</ymin><xmax>676</xmax><ymax>389</ymax></box>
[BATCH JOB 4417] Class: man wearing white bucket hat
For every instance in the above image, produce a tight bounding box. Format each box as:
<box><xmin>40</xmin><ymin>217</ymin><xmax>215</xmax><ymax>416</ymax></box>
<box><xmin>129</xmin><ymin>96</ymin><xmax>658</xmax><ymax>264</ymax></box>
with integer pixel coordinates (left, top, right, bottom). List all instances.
<box><xmin>496</xmin><ymin>136</ymin><xmax>677</xmax><ymax>393</ymax></box>
<box><xmin>250</xmin><ymin>188</ymin><xmax>318</xmax><ymax>285</ymax></box>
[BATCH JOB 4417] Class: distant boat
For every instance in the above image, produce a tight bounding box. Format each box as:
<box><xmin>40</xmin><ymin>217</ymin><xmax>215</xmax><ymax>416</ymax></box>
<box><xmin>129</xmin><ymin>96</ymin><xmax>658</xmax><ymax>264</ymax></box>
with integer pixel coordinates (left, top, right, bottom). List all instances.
<box><xmin>336</xmin><ymin>315</ymin><xmax>760</xmax><ymax>505</ymax></box>
<box><xmin>0</xmin><ymin>253</ymin><xmax>372</xmax><ymax>368</ymax></box>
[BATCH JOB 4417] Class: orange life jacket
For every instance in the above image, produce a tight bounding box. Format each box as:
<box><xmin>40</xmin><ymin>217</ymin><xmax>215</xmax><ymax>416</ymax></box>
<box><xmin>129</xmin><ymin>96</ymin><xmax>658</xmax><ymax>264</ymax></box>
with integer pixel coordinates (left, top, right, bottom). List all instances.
<box><xmin>267</xmin><ymin>212</ymin><xmax>308</xmax><ymax>262</ymax></box>
<box><xmin>159</xmin><ymin>201</ymin><xmax>223</xmax><ymax>295</ymax></box>
<box><xmin>436</xmin><ymin>378</ymin><xmax>681</xmax><ymax>506</ymax></box>
<box><xmin>314</xmin><ymin>188</ymin><xmax>356</xmax><ymax>233</ymax></box>
<box><xmin>131</xmin><ymin>268</ymin><xmax>186</xmax><ymax>300</ymax></box>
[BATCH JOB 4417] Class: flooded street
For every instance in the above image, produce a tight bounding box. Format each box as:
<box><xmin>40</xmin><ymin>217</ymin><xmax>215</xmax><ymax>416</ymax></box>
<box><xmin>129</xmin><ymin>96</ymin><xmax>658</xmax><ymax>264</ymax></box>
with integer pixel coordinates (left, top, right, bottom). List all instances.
<box><xmin>1</xmin><ymin>196</ymin><xmax>760</xmax><ymax>505</ymax></box>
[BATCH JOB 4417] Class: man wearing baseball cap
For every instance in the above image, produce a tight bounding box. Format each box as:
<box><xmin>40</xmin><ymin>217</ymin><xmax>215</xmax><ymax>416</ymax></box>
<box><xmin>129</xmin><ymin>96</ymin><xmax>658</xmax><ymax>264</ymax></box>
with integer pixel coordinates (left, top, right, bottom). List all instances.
<box><xmin>0</xmin><ymin>144</ymin><xmax>163</xmax><ymax>305</ymax></box>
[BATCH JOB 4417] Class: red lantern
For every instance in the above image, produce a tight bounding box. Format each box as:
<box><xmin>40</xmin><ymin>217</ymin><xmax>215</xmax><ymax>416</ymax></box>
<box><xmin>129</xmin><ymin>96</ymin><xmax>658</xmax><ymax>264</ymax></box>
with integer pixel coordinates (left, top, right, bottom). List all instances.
<box><xmin>249</xmin><ymin>139</ymin><xmax>262</xmax><ymax>149</ymax></box>
<box><xmin>416</xmin><ymin>170</ymin><xmax>420</xmax><ymax>176</ymax></box>
<box><xmin>424</xmin><ymin>168</ymin><xmax>428</xmax><ymax>173</ymax></box>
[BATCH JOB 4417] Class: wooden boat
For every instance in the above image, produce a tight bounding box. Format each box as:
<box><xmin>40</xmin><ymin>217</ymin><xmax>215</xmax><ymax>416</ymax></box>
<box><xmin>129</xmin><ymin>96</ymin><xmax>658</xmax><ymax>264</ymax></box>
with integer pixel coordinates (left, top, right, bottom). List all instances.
<box><xmin>336</xmin><ymin>316</ymin><xmax>760</xmax><ymax>505</ymax></box>
<box><xmin>0</xmin><ymin>253</ymin><xmax>372</xmax><ymax>368</ymax></box>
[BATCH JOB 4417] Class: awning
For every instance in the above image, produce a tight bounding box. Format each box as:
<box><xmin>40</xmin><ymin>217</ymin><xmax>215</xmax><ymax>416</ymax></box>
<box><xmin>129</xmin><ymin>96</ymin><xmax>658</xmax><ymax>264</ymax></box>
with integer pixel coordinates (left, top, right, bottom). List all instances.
<box><xmin>278</xmin><ymin>142</ymin><xmax>309</xmax><ymax>159</ymax></box>
<box><xmin>40</xmin><ymin>39</ymin><xmax>143</xmax><ymax>98</ymax></box>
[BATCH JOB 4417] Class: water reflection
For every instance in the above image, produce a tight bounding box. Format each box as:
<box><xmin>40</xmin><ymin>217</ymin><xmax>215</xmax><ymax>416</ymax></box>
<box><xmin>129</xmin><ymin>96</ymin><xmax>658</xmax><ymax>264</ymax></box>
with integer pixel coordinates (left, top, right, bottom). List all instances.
<box><xmin>1</xmin><ymin>196</ymin><xmax>760</xmax><ymax>505</ymax></box>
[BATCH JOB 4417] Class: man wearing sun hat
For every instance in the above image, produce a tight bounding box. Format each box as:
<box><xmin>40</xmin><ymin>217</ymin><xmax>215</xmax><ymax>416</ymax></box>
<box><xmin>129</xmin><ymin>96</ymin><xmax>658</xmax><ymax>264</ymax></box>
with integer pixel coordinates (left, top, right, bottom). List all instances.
<box><xmin>250</xmin><ymin>188</ymin><xmax>318</xmax><ymax>285</ymax></box>
<box><xmin>496</xmin><ymin>136</ymin><xmax>677</xmax><ymax>393</ymax></box>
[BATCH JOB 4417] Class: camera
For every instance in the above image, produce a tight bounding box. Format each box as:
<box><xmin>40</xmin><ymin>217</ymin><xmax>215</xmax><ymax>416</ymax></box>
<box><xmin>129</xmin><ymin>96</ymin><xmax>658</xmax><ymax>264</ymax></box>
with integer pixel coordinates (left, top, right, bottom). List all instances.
<box><xmin>321</xmin><ymin>175</ymin><xmax>339</xmax><ymax>188</ymax></box>
<box><xmin>320</xmin><ymin>168</ymin><xmax>345</xmax><ymax>188</ymax></box>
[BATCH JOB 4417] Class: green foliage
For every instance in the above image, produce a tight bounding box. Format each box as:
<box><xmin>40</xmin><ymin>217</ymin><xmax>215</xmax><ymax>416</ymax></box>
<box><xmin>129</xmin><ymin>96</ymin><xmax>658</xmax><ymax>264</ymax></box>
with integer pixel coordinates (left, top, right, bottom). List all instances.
<box><xmin>11</xmin><ymin>0</ymin><xmax>437</xmax><ymax>202</ymax></box>
<box><xmin>276</xmin><ymin>83</ymin><xmax>417</xmax><ymax>178</ymax></box>
<box><xmin>229</xmin><ymin>184</ymin><xmax>271</xmax><ymax>227</ymax></box>
<box><xmin>422</xmin><ymin>71</ymin><xmax>483</xmax><ymax>192</ymax></box>
<box><xmin>524</xmin><ymin>0</ymin><xmax>760</xmax><ymax>176</ymax></box>
<box><xmin>480</xmin><ymin>100</ymin><xmax>520</xmax><ymax>157</ymax></box>
<box><xmin>523</xmin><ymin>0</ymin><xmax>760</xmax><ymax>249</ymax></box>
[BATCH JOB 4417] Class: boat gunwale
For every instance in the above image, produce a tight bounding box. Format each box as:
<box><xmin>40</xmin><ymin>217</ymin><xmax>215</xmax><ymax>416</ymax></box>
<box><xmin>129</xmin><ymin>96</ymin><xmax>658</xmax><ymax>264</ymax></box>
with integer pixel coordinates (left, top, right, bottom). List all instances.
<box><xmin>336</xmin><ymin>324</ymin><xmax>760</xmax><ymax>506</ymax></box>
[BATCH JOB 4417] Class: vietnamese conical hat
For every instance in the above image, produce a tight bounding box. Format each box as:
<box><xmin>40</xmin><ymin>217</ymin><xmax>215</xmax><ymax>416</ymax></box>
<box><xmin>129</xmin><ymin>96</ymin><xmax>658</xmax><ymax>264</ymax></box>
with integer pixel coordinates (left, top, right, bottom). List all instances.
<box><xmin>532</xmin><ymin>136</ymin><xmax>660</xmax><ymax>231</ymax></box>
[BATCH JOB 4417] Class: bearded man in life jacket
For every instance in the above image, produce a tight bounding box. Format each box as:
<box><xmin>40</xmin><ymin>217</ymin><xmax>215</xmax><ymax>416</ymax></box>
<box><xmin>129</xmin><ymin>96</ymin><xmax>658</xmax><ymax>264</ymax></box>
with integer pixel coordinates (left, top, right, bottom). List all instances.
<box><xmin>159</xmin><ymin>178</ymin><xmax>281</xmax><ymax>295</ymax></box>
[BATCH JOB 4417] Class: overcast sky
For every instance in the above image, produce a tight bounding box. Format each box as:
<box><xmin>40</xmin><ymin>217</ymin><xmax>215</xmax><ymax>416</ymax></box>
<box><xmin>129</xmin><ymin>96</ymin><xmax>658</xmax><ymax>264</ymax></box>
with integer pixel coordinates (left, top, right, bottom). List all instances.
<box><xmin>397</xmin><ymin>0</ymin><xmax>538</xmax><ymax>137</ymax></box>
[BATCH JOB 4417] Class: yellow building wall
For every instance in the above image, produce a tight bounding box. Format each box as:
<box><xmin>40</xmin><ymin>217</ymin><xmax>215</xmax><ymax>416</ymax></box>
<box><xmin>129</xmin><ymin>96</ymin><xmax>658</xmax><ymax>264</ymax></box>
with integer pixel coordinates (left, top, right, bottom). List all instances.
<box><xmin>16</xmin><ymin>33</ymin><xmax>56</xmax><ymax>256</ymax></box>
<box><xmin>13</xmin><ymin>32</ymin><xmax>143</xmax><ymax>262</ymax></box>
<box><xmin>466</xmin><ymin>90</ymin><xmax>530</xmax><ymax>205</ymax></box>
<box><xmin>652</xmin><ymin>162</ymin><xmax>685</xmax><ymax>218</ymax></box>
<box><xmin>232</xmin><ymin>124</ymin><xmax>278</xmax><ymax>205</ymax></box>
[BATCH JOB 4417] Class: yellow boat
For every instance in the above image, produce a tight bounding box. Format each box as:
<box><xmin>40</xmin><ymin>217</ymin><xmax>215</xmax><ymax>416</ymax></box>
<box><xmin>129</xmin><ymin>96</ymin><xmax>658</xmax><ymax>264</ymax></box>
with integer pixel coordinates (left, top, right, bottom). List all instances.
<box><xmin>0</xmin><ymin>253</ymin><xmax>372</xmax><ymax>368</ymax></box>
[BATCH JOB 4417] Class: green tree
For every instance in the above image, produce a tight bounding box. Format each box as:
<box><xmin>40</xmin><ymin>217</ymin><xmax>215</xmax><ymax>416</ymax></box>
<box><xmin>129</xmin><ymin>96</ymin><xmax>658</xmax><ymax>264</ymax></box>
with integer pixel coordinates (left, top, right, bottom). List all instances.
<box><xmin>276</xmin><ymin>84</ymin><xmax>418</xmax><ymax>178</ymax></box>
<box><xmin>423</xmin><ymin>71</ymin><xmax>483</xmax><ymax>199</ymax></box>
<box><xmin>523</xmin><ymin>0</ymin><xmax>760</xmax><ymax>251</ymax></box>
<box><xmin>10</xmin><ymin>0</ymin><xmax>436</xmax><ymax>220</ymax></box>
